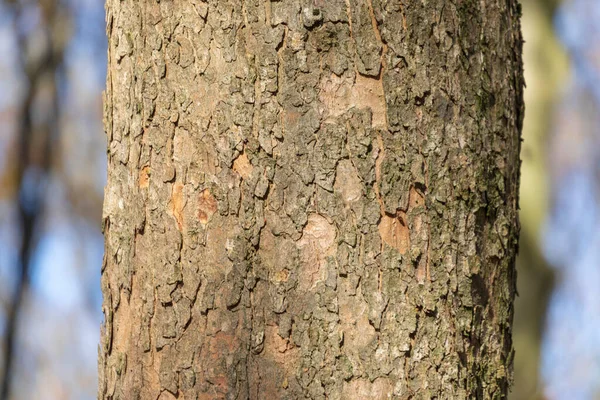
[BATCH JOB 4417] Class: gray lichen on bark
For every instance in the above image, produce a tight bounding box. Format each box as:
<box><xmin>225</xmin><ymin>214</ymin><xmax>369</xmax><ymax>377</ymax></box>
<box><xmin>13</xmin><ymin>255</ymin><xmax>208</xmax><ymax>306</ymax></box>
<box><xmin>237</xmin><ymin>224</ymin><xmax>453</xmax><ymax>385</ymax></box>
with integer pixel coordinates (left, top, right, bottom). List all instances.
<box><xmin>100</xmin><ymin>0</ymin><xmax>523</xmax><ymax>399</ymax></box>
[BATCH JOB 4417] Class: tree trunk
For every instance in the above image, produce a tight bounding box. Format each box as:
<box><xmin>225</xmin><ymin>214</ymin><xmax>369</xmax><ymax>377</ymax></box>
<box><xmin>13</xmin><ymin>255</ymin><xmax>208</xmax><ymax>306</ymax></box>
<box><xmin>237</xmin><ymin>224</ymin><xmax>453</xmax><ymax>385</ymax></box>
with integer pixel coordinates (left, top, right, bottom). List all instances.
<box><xmin>99</xmin><ymin>0</ymin><xmax>523</xmax><ymax>399</ymax></box>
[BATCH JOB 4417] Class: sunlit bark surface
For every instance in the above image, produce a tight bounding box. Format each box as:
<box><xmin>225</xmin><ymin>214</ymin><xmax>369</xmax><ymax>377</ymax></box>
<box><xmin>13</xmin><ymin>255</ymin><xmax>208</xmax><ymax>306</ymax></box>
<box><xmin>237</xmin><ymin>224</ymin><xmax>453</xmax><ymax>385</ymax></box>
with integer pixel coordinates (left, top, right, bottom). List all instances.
<box><xmin>99</xmin><ymin>1</ymin><xmax>523</xmax><ymax>398</ymax></box>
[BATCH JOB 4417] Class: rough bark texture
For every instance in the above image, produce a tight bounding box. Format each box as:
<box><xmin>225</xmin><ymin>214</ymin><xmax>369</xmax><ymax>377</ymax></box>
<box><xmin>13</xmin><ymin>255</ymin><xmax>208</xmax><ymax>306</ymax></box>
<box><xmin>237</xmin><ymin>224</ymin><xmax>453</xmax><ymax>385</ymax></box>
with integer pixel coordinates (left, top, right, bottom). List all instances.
<box><xmin>99</xmin><ymin>0</ymin><xmax>523</xmax><ymax>399</ymax></box>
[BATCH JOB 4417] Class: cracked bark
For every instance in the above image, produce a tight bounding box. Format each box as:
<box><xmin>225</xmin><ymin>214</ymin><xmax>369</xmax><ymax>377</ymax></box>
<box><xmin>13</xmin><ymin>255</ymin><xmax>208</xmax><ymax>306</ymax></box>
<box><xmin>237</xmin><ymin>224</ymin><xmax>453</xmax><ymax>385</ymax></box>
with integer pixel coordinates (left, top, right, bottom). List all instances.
<box><xmin>99</xmin><ymin>0</ymin><xmax>523</xmax><ymax>399</ymax></box>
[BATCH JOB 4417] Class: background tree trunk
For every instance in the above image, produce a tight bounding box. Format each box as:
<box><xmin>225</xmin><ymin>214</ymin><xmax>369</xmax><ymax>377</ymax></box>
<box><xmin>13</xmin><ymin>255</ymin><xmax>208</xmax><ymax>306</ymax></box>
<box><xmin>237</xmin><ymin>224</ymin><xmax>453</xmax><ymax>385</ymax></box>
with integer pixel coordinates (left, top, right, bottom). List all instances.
<box><xmin>99</xmin><ymin>0</ymin><xmax>523</xmax><ymax>399</ymax></box>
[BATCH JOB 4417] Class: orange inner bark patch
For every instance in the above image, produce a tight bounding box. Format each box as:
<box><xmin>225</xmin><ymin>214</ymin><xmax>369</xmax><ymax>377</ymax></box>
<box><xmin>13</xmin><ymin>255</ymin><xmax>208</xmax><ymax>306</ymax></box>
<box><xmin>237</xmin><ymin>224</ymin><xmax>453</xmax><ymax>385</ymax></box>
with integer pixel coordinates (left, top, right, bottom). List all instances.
<box><xmin>273</xmin><ymin>269</ymin><xmax>290</xmax><ymax>283</ymax></box>
<box><xmin>264</xmin><ymin>325</ymin><xmax>299</xmax><ymax>366</ymax></box>
<box><xmin>198</xmin><ymin>189</ymin><xmax>217</xmax><ymax>224</ymax></box>
<box><xmin>198</xmin><ymin>331</ymin><xmax>238</xmax><ymax>398</ymax></box>
<box><xmin>251</xmin><ymin>326</ymin><xmax>299</xmax><ymax>398</ymax></box>
<box><xmin>169</xmin><ymin>182</ymin><xmax>185</xmax><ymax>230</ymax></box>
<box><xmin>232</xmin><ymin>151</ymin><xmax>253</xmax><ymax>179</ymax></box>
<box><xmin>342</xmin><ymin>378</ymin><xmax>393</xmax><ymax>400</ymax></box>
<box><xmin>282</xmin><ymin>109</ymin><xmax>301</xmax><ymax>128</ymax></box>
<box><xmin>409</xmin><ymin>186</ymin><xmax>425</xmax><ymax>208</ymax></box>
<box><xmin>139</xmin><ymin>166</ymin><xmax>150</xmax><ymax>189</ymax></box>
<box><xmin>373</xmin><ymin>133</ymin><xmax>386</xmax><ymax>215</ymax></box>
<box><xmin>334</xmin><ymin>159</ymin><xmax>363</xmax><ymax>203</ymax></box>
<box><xmin>300</xmin><ymin>214</ymin><xmax>337</xmax><ymax>249</ymax></box>
<box><xmin>297</xmin><ymin>214</ymin><xmax>337</xmax><ymax>290</ymax></box>
<box><xmin>378</xmin><ymin>212</ymin><xmax>409</xmax><ymax>254</ymax></box>
<box><xmin>209</xmin><ymin>331</ymin><xmax>239</xmax><ymax>358</ymax></box>
<box><xmin>111</xmin><ymin>291</ymin><xmax>133</xmax><ymax>354</ymax></box>
<box><xmin>198</xmin><ymin>392</ymin><xmax>220</xmax><ymax>400</ymax></box>
<box><xmin>319</xmin><ymin>72</ymin><xmax>387</xmax><ymax>129</ymax></box>
<box><xmin>158</xmin><ymin>391</ymin><xmax>177</xmax><ymax>400</ymax></box>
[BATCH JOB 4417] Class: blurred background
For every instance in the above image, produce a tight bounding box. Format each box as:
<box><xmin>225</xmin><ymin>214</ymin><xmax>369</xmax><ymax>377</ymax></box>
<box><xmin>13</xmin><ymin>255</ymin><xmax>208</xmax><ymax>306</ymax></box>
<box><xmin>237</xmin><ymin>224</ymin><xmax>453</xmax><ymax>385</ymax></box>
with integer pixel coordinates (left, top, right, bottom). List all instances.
<box><xmin>0</xmin><ymin>0</ymin><xmax>595</xmax><ymax>399</ymax></box>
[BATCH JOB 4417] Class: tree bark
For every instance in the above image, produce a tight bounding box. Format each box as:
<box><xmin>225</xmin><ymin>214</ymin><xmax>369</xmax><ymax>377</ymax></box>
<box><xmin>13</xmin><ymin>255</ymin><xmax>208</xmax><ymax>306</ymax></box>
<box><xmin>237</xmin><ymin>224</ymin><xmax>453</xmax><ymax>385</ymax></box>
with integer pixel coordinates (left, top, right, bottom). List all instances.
<box><xmin>99</xmin><ymin>0</ymin><xmax>523</xmax><ymax>399</ymax></box>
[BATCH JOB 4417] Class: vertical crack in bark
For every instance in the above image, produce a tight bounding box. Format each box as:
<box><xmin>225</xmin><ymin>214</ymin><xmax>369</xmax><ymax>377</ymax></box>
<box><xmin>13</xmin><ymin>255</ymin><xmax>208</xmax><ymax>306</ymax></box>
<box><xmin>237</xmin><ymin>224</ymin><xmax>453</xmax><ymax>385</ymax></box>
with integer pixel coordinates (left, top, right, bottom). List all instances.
<box><xmin>365</xmin><ymin>0</ymin><xmax>388</xmax><ymax>74</ymax></box>
<box><xmin>252</xmin><ymin>56</ymin><xmax>262</xmax><ymax>139</ymax></box>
